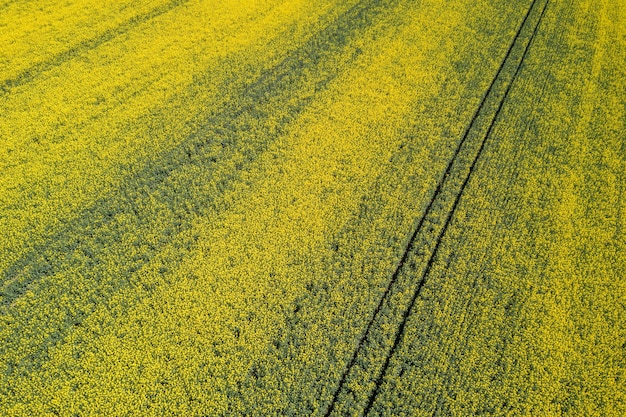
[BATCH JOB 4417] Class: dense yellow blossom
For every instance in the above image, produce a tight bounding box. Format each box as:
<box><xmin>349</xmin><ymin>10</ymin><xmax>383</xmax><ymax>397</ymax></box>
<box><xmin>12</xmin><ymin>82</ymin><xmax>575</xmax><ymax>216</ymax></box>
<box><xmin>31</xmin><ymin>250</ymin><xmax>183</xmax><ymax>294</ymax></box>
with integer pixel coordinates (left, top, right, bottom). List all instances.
<box><xmin>0</xmin><ymin>0</ymin><xmax>623</xmax><ymax>415</ymax></box>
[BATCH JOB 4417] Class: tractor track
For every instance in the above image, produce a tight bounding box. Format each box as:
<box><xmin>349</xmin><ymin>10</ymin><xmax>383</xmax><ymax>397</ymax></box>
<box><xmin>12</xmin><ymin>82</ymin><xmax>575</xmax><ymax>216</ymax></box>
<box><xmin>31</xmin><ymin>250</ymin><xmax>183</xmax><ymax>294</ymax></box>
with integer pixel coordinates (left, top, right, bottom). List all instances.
<box><xmin>323</xmin><ymin>0</ymin><xmax>550</xmax><ymax>414</ymax></box>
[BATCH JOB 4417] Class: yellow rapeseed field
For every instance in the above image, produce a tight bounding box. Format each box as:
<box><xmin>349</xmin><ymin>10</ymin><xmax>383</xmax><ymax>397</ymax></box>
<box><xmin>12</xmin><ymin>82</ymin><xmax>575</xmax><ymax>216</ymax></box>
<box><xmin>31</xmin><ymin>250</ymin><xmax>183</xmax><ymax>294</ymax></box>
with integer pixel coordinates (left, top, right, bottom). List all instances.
<box><xmin>0</xmin><ymin>0</ymin><xmax>623</xmax><ymax>415</ymax></box>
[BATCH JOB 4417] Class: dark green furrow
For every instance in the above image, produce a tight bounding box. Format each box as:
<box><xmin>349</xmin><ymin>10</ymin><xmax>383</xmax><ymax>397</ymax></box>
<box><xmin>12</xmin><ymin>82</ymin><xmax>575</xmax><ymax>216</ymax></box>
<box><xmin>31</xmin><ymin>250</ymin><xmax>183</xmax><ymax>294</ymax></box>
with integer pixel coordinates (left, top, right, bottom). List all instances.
<box><xmin>0</xmin><ymin>0</ymin><xmax>403</xmax><ymax>382</ymax></box>
<box><xmin>0</xmin><ymin>0</ymin><xmax>189</xmax><ymax>94</ymax></box>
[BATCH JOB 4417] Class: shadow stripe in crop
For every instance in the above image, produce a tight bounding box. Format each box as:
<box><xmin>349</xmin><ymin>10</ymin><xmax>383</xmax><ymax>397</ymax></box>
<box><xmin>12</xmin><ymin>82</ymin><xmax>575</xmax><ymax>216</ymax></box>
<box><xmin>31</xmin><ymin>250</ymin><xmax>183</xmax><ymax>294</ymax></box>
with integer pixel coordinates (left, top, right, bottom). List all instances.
<box><xmin>0</xmin><ymin>0</ymin><xmax>189</xmax><ymax>94</ymax></box>
<box><xmin>0</xmin><ymin>0</ymin><xmax>399</xmax><ymax>305</ymax></box>
<box><xmin>0</xmin><ymin>0</ymin><xmax>405</xmax><ymax>378</ymax></box>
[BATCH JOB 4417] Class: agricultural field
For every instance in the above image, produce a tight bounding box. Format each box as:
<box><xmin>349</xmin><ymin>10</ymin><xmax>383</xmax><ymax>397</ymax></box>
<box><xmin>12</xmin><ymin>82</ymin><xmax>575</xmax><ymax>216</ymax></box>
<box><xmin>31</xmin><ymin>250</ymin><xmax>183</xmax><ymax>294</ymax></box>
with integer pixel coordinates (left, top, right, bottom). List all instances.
<box><xmin>0</xmin><ymin>0</ymin><xmax>624</xmax><ymax>415</ymax></box>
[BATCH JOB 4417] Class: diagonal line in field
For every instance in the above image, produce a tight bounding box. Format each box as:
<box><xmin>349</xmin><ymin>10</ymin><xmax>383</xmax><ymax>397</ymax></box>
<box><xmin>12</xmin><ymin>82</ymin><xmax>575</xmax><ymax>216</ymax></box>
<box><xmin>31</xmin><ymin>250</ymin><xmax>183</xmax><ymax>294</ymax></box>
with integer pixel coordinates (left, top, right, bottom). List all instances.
<box><xmin>0</xmin><ymin>0</ymin><xmax>189</xmax><ymax>94</ymax></box>
<box><xmin>0</xmin><ymin>0</ymin><xmax>409</xmax><ymax>380</ymax></box>
<box><xmin>323</xmin><ymin>0</ymin><xmax>550</xmax><ymax>415</ymax></box>
<box><xmin>0</xmin><ymin>0</ymin><xmax>394</xmax><ymax>299</ymax></box>
<box><xmin>364</xmin><ymin>2</ymin><xmax>550</xmax><ymax>415</ymax></box>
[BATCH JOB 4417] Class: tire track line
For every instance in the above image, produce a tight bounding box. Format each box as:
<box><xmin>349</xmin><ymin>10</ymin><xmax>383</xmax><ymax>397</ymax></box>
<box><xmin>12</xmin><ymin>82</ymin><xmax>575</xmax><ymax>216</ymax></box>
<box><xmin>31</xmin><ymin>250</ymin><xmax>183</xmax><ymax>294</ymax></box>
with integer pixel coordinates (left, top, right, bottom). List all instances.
<box><xmin>364</xmin><ymin>1</ymin><xmax>550</xmax><ymax>415</ymax></box>
<box><xmin>322</xmin><ymin>0</ymin><xmax>547</xmax><ymax>415</ymax></box>
<box><xmin>0</xmin><ymin>0</ymin><xmax>189</xmax><ymax>94</ymax></box>
<box><xmin>429</xmin><ymin>3</ymin><xmax>559</xmax><ymax>411</ymax></box>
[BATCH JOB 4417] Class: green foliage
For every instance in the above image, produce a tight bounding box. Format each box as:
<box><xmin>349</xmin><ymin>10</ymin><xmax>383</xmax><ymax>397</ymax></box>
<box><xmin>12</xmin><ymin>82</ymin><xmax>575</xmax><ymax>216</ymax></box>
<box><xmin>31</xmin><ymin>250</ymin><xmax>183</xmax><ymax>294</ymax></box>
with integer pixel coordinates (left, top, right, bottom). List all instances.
<box><xmin>0</xmin><ymin>0</ymin><xmax>623</xmax><ymax>415</ymax></box>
